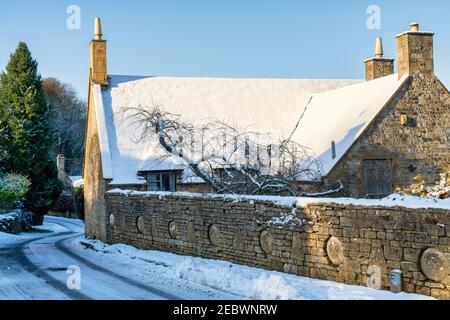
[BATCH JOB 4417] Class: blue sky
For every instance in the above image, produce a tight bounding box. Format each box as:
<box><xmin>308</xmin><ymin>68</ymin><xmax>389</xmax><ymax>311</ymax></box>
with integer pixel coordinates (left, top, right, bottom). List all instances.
<box><xmin>1</xmin><ymin>0</ymin><xmax>450</xmax><ymax>99</ymax></box>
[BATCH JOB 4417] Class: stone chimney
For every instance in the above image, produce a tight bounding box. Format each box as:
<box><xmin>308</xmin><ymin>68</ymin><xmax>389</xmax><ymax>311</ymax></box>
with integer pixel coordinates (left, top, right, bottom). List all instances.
<box><xmin>364</xmin><ymin>37</ymin><xmax>394</xmax><ymax>81</ymax></box>
<box><xmin>56</xmin><ymin>154</ymin><xmax>66</xmax><ymax>182</ymax></box>
<box><xmin>90</xmin><ymin>17</ymin><xmax>108</xmax><ymax>86</ymax></box>
<box><xmin>396</xmin><ymin>23</ymin><xmax>434</xmax><ymax>80</ymax></box>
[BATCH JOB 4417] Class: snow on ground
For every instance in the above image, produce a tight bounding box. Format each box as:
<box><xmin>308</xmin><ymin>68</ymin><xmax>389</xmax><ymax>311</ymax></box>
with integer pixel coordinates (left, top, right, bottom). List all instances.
<box><xmin>0</xmin><ymin>220</ymin><xmax>67</xmax><ymax>245</ymax></box>
<box><xmin>46</xmin><ymin>216</ymin><xmax>84</xmax><ymax>228</ymax></box>
<box><xmin>69</xmin><ymin>239</ymin><xmax>239</xmax><ymax>300</ymax></box>
<box><xmin>0</xmin><ymin>230</ymin><xmax>21</xmax><ymax>245</ymax></box>
<box><xmin>3</xmin><ymin>217</ymin><xmax>224</xmax><ymax>300</ymax></box>
<box><xmin>77</xmin><ymin>239</ymin><xmax>433</xmax><ymax>301</ymax></box>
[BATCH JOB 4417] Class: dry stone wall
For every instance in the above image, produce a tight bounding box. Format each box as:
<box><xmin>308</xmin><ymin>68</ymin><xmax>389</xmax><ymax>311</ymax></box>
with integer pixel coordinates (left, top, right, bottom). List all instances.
<box><xmin>105</xmin><ymin>192</ymin><xmax>450</xmax><ymax>300</ymax></box>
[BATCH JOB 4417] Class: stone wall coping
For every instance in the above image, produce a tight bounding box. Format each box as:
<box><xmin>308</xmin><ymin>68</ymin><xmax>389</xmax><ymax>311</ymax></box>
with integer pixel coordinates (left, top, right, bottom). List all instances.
<box><xmin>363</xmin><ymin>57</ymin><xmax>395</xmax><ymax>63</ymax></box>
<box><xmin>395</xmin><ymin>31</ymin><xmax>434</xmax><ymax>38</ymax></box>
<box><xmin>106</xmin><ymin>189</ymin><xmax>450</xmax><ymax>213</ymax></box>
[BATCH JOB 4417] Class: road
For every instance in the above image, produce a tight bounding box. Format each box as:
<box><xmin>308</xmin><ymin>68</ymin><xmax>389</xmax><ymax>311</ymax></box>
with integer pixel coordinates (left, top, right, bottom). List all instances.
<box><xmin>0</xmin><ymin>217</ymin><xmax>231</xmax><ymax>300</ymax></box>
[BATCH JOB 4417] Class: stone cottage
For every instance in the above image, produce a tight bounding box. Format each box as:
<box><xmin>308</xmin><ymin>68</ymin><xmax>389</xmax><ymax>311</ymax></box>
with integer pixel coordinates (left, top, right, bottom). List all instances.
<box><xmin>84</xmin><ymin>19</ymin><xmax>449</xmax><ymax>240</ymax></box>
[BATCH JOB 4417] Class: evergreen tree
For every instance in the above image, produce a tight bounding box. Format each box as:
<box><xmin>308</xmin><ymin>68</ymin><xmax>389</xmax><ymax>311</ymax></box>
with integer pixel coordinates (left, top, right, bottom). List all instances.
<box><xmin>0</xmin><ymin>42</ymin><xmax>63</xmax><ymax>224</ymax></box>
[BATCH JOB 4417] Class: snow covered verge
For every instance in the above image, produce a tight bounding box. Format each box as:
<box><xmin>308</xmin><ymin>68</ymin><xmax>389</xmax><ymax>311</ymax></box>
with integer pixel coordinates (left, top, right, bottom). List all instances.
<box><xmin>108</xmin><ymin>189</ymin><xmax>450</xmax><ymax>211</ymax></box>
<box><xmin>77</xmin><ymin>239</ymin><xmax>433</xmax><ymax>300</ymax></box>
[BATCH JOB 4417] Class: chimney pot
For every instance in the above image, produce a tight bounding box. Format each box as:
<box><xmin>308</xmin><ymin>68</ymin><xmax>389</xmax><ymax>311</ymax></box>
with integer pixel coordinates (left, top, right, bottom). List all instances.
<box><xmin>375</xmin><ymin>37</ymin><xmax>384</xmax><ymax>59</ymax></box>
<box><xmin>410</xmin><ymin>23</ymin><xmax>419</xmax><ymax>32</ymax></box>
<box><xmin>94</xmin><ymin>17</ymin><xmax>103</xmax><ymax>40</ymax></box>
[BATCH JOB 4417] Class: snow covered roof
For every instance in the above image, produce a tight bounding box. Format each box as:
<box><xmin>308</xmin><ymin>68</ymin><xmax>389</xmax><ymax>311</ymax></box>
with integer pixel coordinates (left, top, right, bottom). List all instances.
<box><xmin>290</xmin><ymin>74</ymin><xmax>409</xmax><ymax>177</ymax></box>
<box><xmin>69</xmin><ymin>176</ymin><xmax>84</xmax><ymax>188</ymax></box>
<box><xmin>95</xmin><ymin>75</ymin><xmax>360</xmax><ymax>185</ymax></box>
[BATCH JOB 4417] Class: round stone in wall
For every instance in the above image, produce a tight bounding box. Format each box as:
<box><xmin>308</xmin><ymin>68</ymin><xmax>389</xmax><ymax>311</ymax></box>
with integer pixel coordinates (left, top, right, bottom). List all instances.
<box><xmin>209</xmin><ymin>224</ymin><xmax>221</xmax><ymax>246</ymax></box>
<box><xmin>260</xmin><ymin>230</ymin><xmax>274</xmax><ymax>255</ymax></box>
<box><xmin>169</xmin><ymin>221</ymin><xmax>178</xmax><ymax>239</ymax></box>
<box><xmin>326</xmin><ymin>236</ymin><xmax>344</xmax><ymax>266</ymax></box>
<box><xmin>420</xmin><ymin>248</ymin><xmax>448</xmax><ymax>282</ymax></box>
<box><xmin>137</xmin><ymin>216</ymin><xmax>146</xmax><ymax>234</ymax></box>
<box><xmin>109</xmin><ymin>214</ymin><xmax>115</xmax><ymax>226</ymax></box>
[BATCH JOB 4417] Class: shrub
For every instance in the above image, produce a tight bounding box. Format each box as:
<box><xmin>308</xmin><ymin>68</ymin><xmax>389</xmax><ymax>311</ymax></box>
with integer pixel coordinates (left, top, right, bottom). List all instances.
<box><xmin>0</xmin><ymin>209</ymin><xmax>33</xmax><ymax>234</ymax></box>
<box><xmin>397</xmin><ymin>169</ymin><xmax>450</xmax><ymax>200</ymax></box>
<box><xmin>0</xmin><ymin>173</ymin><xmax>31</xmax><ymax>210</ymax></box>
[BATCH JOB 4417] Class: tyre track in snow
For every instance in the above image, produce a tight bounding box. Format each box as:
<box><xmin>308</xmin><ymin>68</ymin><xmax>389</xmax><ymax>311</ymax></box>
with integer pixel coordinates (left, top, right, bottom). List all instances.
<box><xmin>46</xmin><ymin>217</ymin><xmax>84</xmax><ymax>228</ymax></box>
<box><xmin>10</xmin><ymin>231</ymin><xmax>91</xmax><ymax>300</ymax></box>
<box><xmin>46</xmin><ymin>219</ymin><xmax>182</xmax><ymax>300</ymax></box>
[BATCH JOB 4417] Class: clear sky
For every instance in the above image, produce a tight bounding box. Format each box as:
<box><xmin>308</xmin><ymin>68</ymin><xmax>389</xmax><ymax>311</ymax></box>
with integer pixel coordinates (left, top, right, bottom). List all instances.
<box><xmin>1</xmin><ymin>0</ymin><xmax>450</xmax><ymax>99</ymax></box>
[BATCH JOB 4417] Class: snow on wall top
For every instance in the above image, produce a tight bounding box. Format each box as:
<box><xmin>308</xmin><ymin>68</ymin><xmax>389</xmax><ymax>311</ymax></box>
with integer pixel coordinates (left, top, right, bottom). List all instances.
<box><xmin>107</xmin><ymin>189</ymin><xmax>450</xmax><ymax>211</ymax></box>
<box><xmin>291</xmin><ymin>74</ymin><xmax>409</xmax><ymax>177</ymax></box>
<box><xmin>96</xmin><ymin>75</ymin><xmax>360</xmax><ymax>185</ymax></box>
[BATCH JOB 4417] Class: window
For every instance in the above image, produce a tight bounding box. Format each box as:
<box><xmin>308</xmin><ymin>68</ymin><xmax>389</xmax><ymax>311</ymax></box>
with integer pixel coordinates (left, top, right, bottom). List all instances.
<box><xmin>363</xmin><ymin>160</ymin><xmax>393</xmax><ymax>199</ymax></box>
<box><xmin>146</xmin><ymin>172</ymin><xmax>176</xmax><ymax>192</ymax></box>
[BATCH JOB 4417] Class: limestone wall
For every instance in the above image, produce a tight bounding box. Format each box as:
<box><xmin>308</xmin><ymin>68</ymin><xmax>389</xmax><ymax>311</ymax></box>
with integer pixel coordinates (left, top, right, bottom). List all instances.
<box><xmin>105</xmin><ymin>192</ymin><xmax>450</xmax><ymax>300</ymax></box>
<box><xmin>365</xmin><ymin>58</ymin><xmax>394</xmax><ymax>81</ymax></box>
<box><xmin>83</xmin><ymin>84</ymin><xmax>108</xmax><ymax>242</ymax></box>
<box><xmin>397</xmin><ymin>32</ymin><xmax>434</xmax><ymax>80</ymax></box>
<box><xmin>326</xmin><ymin>76</ymin><xmax>450</xmax><ymax>198</ymax></box>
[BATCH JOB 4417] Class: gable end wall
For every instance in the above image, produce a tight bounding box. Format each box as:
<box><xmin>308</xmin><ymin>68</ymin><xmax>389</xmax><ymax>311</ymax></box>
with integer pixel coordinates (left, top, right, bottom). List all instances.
<box><xmin>326</xmin><ymin>75</ymin><xmax>450</xmax><ymax>198</ymax></box>
<box><xmin>84</xmin><ymin>83</ymin><xmax>108</xmax><ymax>241</ymax></box>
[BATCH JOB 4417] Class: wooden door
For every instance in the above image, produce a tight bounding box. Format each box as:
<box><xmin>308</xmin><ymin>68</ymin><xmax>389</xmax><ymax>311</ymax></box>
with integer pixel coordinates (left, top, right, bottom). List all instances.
<box><xmin>363</xmin><ymin>160</ymin><xmax>393</xmax><ymax>198</ymax></box>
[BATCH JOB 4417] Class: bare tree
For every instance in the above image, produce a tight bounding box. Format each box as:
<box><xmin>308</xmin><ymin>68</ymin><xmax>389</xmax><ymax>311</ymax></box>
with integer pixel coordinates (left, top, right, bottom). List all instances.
<box><xmin>120</xmin><ymin>104</ymin><xmax>343</xmax><ymax>197</ymax></box>
<box><xmin>42</xmin><ymin>78</ymin><xmax>86</xmax><ymax>175</ymax></box>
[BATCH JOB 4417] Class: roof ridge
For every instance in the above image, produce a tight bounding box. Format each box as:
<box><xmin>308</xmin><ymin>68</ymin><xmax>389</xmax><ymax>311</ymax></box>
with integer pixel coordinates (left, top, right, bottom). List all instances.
<box><xmin>108</xmin><ymin>74</ymin><xmax>363</xmax><ymax>82</ymax></box>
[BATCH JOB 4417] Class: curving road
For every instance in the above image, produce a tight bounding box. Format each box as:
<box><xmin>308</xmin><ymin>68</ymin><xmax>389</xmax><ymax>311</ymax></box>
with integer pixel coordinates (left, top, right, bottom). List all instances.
<box><xmin>0</xmin><ymin>217</ymin><xmax>225</xmax><ymax>300</ymax></box>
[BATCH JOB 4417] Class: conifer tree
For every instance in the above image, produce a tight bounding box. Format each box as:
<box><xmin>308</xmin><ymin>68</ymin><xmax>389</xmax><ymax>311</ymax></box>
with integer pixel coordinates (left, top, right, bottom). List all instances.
<box><xmin>0</xmin><ymin>42</ymin><xmax>62</xmax><ymax>224</ymax></box>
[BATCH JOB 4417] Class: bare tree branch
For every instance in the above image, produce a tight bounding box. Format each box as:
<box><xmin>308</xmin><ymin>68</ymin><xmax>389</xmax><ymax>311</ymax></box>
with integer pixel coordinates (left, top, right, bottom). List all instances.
<box><xmin>119</xmin><ymin>104</ymin><xmax>343</xmax><ymax>197</ymax></box>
